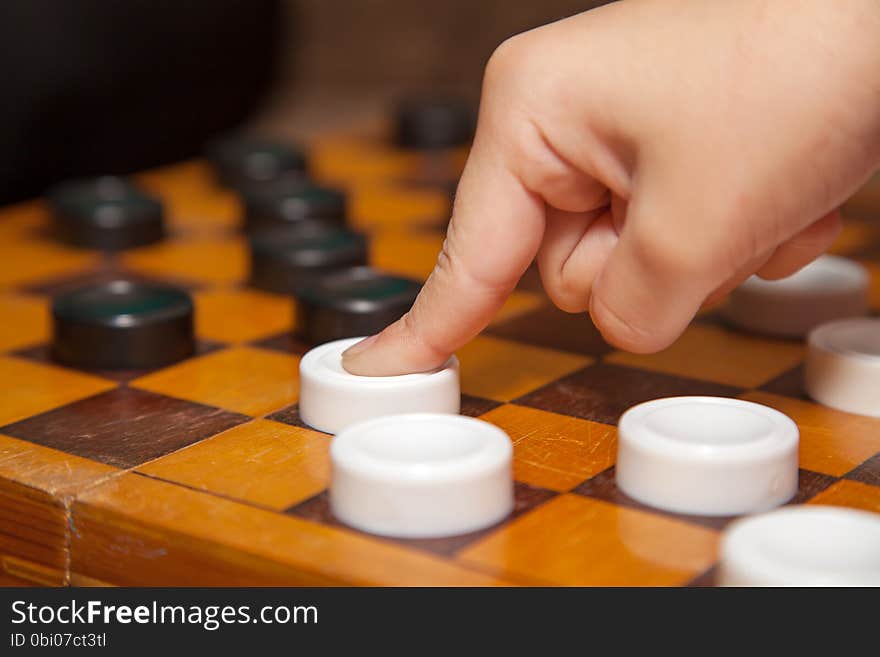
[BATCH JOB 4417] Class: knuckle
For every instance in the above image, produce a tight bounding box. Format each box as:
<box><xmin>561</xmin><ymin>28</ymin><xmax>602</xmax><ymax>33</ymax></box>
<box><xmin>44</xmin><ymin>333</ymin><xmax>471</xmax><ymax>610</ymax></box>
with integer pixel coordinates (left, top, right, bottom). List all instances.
<box><xmin>542</xmin><ymin>271</ymin><xmax>589</xmax><ymax>314</ymax></box>
<box><xmin>590</xmin><ymin>292</ymin><xmax>667</xmax><ymax>354</ymax></box>
<box><xmin>628</xmin><ymin>224</ymin><xmax>715</xmax><ymax>277</ymax></box>
<box><xmin>537</xmin><ymin>257</ymin><xmax>591</xmax><ymax>314</ymax></box>
<box><xmin>484</xmin><ymin>33</ymin><xmax>532</xmax><ymax>91</ymax></box>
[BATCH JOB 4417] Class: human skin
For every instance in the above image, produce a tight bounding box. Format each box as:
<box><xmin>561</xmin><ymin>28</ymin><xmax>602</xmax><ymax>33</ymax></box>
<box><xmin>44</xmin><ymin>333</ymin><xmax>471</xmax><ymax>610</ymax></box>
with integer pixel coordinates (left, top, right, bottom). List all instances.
<box><xmin>343</xmin><ymin>0</ymin><xmax>880</xmax><ymax>376</ymax></box>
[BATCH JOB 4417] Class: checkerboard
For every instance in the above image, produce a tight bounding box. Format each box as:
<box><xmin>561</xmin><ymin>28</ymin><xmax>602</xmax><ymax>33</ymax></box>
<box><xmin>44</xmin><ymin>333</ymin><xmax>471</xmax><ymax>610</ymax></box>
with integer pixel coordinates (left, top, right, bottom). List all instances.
<box><xmin>1</xmin><ymin>119</ymin><xmax>879</xmax><ymax>587</ymax></box>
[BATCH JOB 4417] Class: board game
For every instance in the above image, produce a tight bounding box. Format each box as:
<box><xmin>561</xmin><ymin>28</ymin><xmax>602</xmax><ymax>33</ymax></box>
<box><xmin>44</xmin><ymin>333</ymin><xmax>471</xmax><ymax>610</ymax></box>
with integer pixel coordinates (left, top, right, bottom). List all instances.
<box><xmin>1</xmin><ymin>116</ymin><xmax>879</xmax><ymax>587</ymax></box>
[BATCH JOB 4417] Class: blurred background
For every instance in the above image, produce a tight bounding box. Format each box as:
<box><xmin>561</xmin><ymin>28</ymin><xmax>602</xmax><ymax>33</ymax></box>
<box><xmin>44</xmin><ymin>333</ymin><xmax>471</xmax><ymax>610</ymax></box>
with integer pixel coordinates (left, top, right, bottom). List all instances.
<box><xmin>0</xmin><ymin>0</ymin><xmax>606</xmax><ymax>205</ymax></box>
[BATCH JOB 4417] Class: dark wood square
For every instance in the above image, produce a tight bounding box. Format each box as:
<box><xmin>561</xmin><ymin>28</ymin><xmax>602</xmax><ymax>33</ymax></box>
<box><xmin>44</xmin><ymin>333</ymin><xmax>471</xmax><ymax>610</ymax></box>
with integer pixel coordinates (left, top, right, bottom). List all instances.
<box><xmin>266</xmin><ymin>404</ymin><xmax>320</xmax><ymax>433</ymax></box>
<box><xmin>573</xmin><ymin>466</ymin><xmax>838</xmax><ymax>531</ymax></box>
<box><xmin>758</xmin><ymin>364</ymin><xmax>808</xmax><ymax>400</ymax></box>
<box><xmin>845</xmin><ymin>452</ymin><xmax>880</xmax><ymax>487</ymax></box>
<box><xmin>487</xmin><ymin>304</ymin><xmax>613</xmax><ymax>357</ymax></box>
<box><xmin>250</xmin><ymin>331</ymin><xmax>312</xmax><ymax>356</ymax></box>
<box><xmin>0</xmin><ymin>387</ymin><xmax>249</xmax><ymax>468</ymax></box>
<box><xmin>269</xmin><ymin>395</ymin><xmax>501</xmax><ymax>431</ymax></box>
<box><xmin>515</xmin><ymin>361</ymin><xmax>743</xmax><ymax>425</ymax></box>
<box><xmin>286</xmin><ymin>481</ymin><xmax>558</xmax><ymax>557</ymax></box>
<box><xmin>459</xmin><ymin>394</ymin><xmax>502</xmax><ymax>418</ymax></box>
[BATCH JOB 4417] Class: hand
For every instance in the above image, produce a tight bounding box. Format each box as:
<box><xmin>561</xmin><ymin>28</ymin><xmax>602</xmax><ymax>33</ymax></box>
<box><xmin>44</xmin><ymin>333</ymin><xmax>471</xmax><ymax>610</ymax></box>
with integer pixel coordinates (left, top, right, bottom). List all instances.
<box><xmin>343</xmin><ymin>0</ymin><xmax>880</xmax><ymax>376</ymax></box>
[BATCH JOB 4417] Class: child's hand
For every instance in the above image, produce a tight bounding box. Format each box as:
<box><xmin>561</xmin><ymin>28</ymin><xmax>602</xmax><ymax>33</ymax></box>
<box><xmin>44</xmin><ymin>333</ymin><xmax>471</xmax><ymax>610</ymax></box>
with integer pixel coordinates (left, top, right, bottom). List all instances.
<box><xmin>344</xmin><ymin>0</ymin><xmax>880</xmax><ymax>376</ymax></box>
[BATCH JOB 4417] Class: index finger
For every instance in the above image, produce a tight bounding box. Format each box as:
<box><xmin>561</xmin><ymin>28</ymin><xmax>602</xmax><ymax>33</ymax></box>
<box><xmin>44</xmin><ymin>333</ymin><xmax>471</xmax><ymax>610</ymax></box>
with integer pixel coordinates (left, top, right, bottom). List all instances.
<box><xmin>341</xmin><ymin>129</ymin><xmax>545</xmax><ymax>376</ymax></box>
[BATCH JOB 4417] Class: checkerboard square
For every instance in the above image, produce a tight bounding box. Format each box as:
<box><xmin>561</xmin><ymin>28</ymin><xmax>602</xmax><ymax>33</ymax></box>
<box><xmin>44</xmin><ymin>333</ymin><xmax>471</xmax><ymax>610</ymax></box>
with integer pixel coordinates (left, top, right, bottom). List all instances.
<box><xmin>572</xmin><ymin>466</ymin><xmax>836</xmax><ymax>530</ymax></box>
<box><xmin>311</xmin><ymin>136</ymin><xmax>423</xmax><ymax>185</ymax></box>
<box><xmin>250</xmin><ymin>331</ymin><xmax>311</xmax><ymax>356</ymax></box>
<box><xmin>0</xmin><ymin>293</ymin><xmax>48</xmax><ymax>352</ymax></box>
<box><xmin>573</xmin><ymin>467</ymin><xmax>731</xmax><ymax>530</ymax></box>
<box><xmin>1</xmin><ymin>387</ymin><xmax>247</xmax><ymax>468</ymax></box>
<box><xmin>809</xmin><ymin>479</ymin><xmax>880</xmax><ymax>514</ymax></box>
<box><xmin>0</xmin><ymin>356</ymin><xmax>115</xmax><ymax>427</ymax></box>
<box><xmin>488</xmin><ymin>305</ymin><xmax>613</xmax><ymax>357</ymax></box>
<box><xmin>14</xmin><ymin>340</ymin><xmax>222</xmax><ymax>383</ymax></box>
<box><xmin>845</xmin><ymin>452</ymin><xmax>879</xmax><ymax>487</ymax></box>
<box><xmin>0</xmin><ymin>432</ymin><xmax>119</xmax><ymax>502</ymax></box>
<box><xmin>457</xmin><ymin>335</ymin><xmax>592</xmax><ymax>402</ymax></box>
<box><xmin>481</xmin><ymin>404</ymin><xmax>617</xmax><ymax>492</ymax></box>
<box><xmin>121</xmin><ymin>236</ymin><xmax>247</xmax><ymax>285</ymax></box>
<box><xmin>0</xmin><ymin>239</ymin><xmax>99</xmax><ymax>288</ymax></box>
<box><xmin>370</xmin><ymin>230</ymin><xmax>443</xmax><ymax>280</ymax></box>
<box><xmin>351</xmin><ymin>185</ymin><xmax>449</xmax><ymax>232</ymax></box>
<box><xmin>606</xmin><ymin>323</ymin><xmax>804</xmax><ymax>388</ymax></box>
<box><xmin>458</xmin><ymin>494</ymin><xmax>719</xmax><ymax>586</ymax></box>
<box><xmin>132</xmin><ymin>346</ymin><xmax>300</xmax><ymax>417</ymax></box>
<box><xmin>758</xmin><ymin>364</ymin><xmax>807</xmax><ymax>399</ymax></box>
<box><xmin>138</xmin><ymin>419</ymin><xmax>330</xmax><ymax>510</ymax></box>
<box><xmin>266</xmin><ymin>404</ymin><xmax>316</xmax><ymax>432</ymax></box>
<box><xmin>459</xmin><ymin>394</ymin><xmax>502</xmax><ymax>418</ymax></box>
<box><xmin>286</xmin><ymin>481</ymin><xmax>557</xmax><ymax>558</ymax></box>
<box><xmin>741</xmin><ymin>391</ymin><xmax>880</xmax><ymax>476</ymax></box>
<box><xmin>515</xmin><ymin>361</ymin><xmax>741</xmax><ymax>425</ymax></box>
<box><xmin>135</xmin><ymin>161</ymin><xmax>241</xmax><ymax>235</ymax></box>
<box><xmin>194</xmin><ymin>287</ymin><xmax>293</xmax><ymax>344</ymax></box>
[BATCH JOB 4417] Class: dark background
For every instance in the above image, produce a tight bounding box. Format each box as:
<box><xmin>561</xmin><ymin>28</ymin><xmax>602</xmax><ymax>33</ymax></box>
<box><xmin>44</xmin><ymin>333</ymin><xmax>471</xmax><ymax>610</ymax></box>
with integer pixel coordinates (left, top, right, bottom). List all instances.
<box><xmin>0</xmin><ymin>0</ymin><xmax>605</xmax><ymax>204</ymax></box>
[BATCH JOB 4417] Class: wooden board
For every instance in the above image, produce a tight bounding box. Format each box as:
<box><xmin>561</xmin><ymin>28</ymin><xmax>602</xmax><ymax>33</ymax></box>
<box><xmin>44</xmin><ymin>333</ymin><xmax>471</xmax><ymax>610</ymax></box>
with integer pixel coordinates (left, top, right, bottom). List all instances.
<box><xmin>0</xmin><ymin>120</ymin><xmax>879</xmax><ymax>586</ymax></box>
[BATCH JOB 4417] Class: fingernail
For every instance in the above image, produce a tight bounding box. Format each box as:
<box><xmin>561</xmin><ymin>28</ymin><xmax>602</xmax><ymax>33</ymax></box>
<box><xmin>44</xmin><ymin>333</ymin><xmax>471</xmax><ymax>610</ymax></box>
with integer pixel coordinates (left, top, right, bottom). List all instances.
<box><xmin>342</xmin><ymin>334</ymin><xmax>379</xmax><ymax>360</ymax></box>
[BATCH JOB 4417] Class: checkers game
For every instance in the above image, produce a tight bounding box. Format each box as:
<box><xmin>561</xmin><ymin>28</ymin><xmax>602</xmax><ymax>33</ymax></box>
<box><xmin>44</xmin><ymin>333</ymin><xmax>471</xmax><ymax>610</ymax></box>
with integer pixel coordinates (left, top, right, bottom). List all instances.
<box><xmin>1</xmin><ymin>107</ymin><xmax>879</xmax><ymax>587</ymax></box>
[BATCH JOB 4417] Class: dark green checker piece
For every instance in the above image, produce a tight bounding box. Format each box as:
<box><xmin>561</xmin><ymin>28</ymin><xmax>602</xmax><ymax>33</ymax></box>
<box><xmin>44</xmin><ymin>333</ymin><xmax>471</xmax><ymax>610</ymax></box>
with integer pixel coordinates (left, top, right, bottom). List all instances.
<box><xmin>47</xmin><ymin>177</ymin><xmax>165</xmax><ymax>250</ymax></box>
<box><xmin>205</xmin><ymin>135</ymin><xmax>307</xmax><ymax>187</ymax></box>
<box><xmin>52</xmin><ymin>280</ymin><xmax>195</xmax><ymax>370</ymax></box>
<box><xmin>393</xmin><ymin>97</ymin><xmax>475</xmax><ymax>149</ymax></box>
<box><xmin>249</xmin><ymin>222</ymin><xmax>368</xmax><ymax>295</ymax></box>
<box><xmin>294</xmin><ymin>266</ymin><xmax>421</xmax><ymax>344</ymax></box>
<box><xmin>241</xmin><ymin>177</ymin><xmax>347</xmax><ymax>233</ymax></box>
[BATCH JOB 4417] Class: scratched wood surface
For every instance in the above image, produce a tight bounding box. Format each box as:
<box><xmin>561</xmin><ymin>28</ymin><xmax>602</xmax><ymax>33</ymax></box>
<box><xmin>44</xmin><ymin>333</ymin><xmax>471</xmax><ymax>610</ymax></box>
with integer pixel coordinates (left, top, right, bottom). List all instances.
<box><xmin>0</xmin><ymin>118</ymin><xmax>879</xmax><ymax>586</ymax></box>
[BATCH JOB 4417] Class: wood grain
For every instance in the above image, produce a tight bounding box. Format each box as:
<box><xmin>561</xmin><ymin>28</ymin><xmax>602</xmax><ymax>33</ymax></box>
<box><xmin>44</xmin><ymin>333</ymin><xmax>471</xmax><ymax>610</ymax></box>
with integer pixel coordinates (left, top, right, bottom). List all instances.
<box><xmin>846</xmin><ymin>452</ymin><xmax>879</xmax><ymax>487</ymax></box>
<box><xmin>194</xmin><ymin>287</ymin><xmax>293</xmax><ymax>344</ymax></box>
<box><xmin>488</xmin><ymin>304</ymin><xmax>613</xmax><ymax>357</ymax></box>
<box><xmin>459</xmin><ymin>494</ymin><xmax>719</xmax><ymax>586</ymax></box>
<box><xmin>287</xmin><ymin>481</ymin><xmax>556</xmax><ymax>559</ymax></box>
<box><xmin>481</xmin><ymin>404</ymin><xmax>617</xmax><ymax>492</ymax></box>
<box><xmin>741</xmin><ymin>391</ymin><xmax>880</xmax><ymax>476</ymax></box>
<box><xmin>71</xmin><ymin>473</ymin><xmax>522</xmax><ymax>586</ymax></box>
<box><xmin>607</xmin><ymin>323</ymin><xmax>805</xmax><ymax>388</ymax></box>
<box><xmin>132</xmin><ymin>346</ymin><xmax>300</xmax><ymax>417</ymax></box>
<box><xmin>516</xmin><ymin>361</ymin><xmax>741</xmax><ymax>425</ymax></box>
<box><xmin>138</xmin><ymin>419</ymin><xmax>331</xmax><ymax>510</ymax></box>
<box><xmin>456</xmin><ymin>335</ymin><xmax>591</xmax><ymax>402</ymax></box>
<box><xmin>0</xmin><ymin>434</ymin><xmax>118</xmax><ymax>584</ymax></box>
<box><xmin>2</xmin><ymin>388</ymin><xmax>248</xmax><ymax>469</ymax></box>
<box><xmin>809</xmin><ymin>479</ymin><xmax>880</xmax><ymax>514</ymax></box>
<box><xmin>0</xmin><ymin>356</ymin><xmax>115</xmax><ymax>427</ymax></box>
